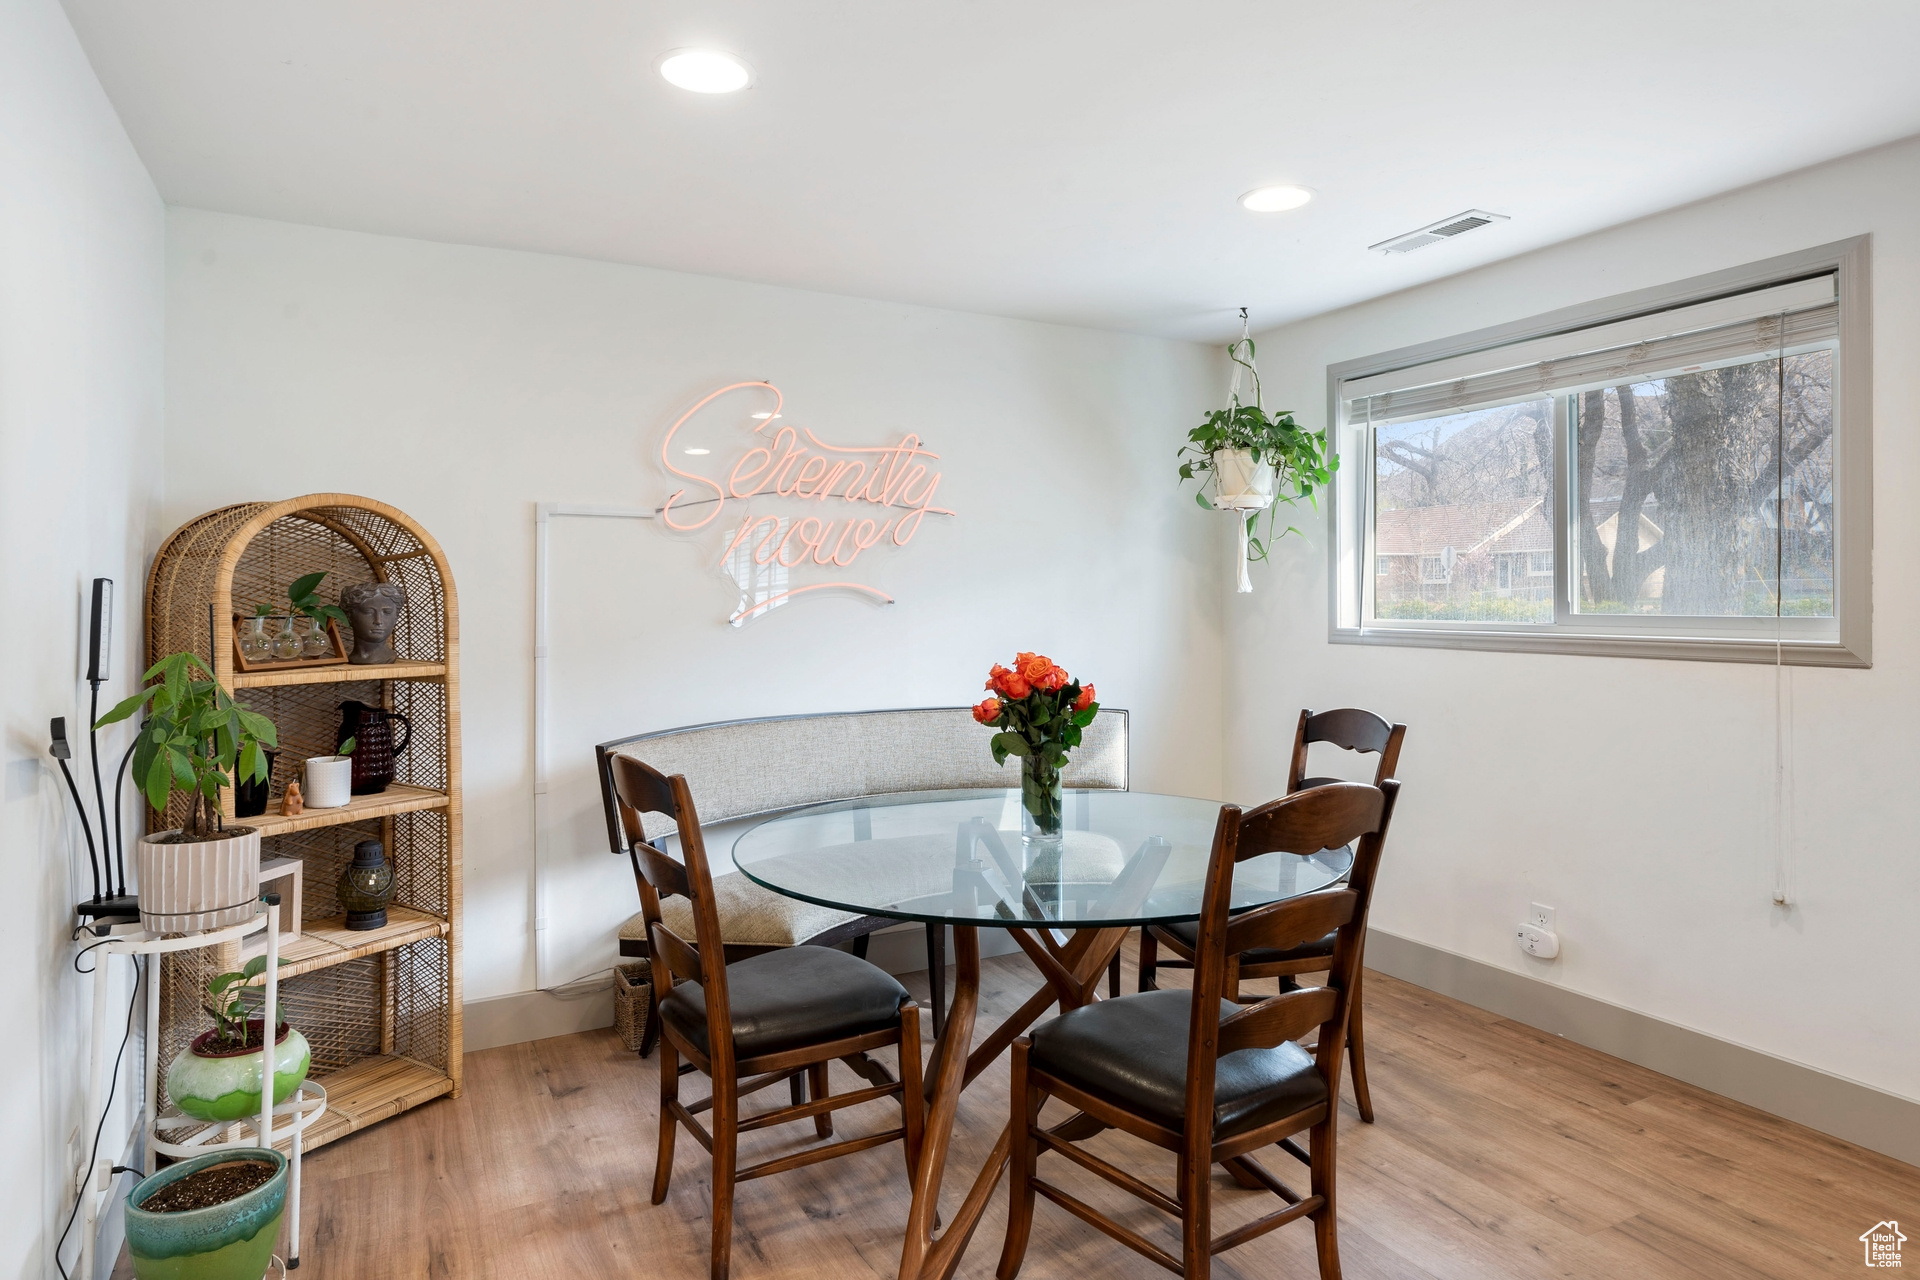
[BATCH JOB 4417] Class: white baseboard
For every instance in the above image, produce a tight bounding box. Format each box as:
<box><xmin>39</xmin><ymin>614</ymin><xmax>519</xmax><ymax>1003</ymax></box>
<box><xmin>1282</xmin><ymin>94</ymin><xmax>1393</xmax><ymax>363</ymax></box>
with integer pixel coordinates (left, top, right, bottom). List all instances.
<box><xmin>462</xmin><ymin>924</ymin><xmax>1023</xmax><ymax>1054</ymax></box>
<box><xmin>1365</xmin><ymin>927</ymin><xmax>1920</xmax><ymax>1169</ymax></box>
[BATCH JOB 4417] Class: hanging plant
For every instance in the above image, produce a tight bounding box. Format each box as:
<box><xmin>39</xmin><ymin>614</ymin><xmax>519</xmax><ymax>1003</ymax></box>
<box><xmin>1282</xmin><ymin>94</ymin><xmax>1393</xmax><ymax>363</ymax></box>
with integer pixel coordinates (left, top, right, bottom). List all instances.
<box><xmin>1178</xmin><ymin>314</ymin><xmax>1335</xmax><ymax>588</ymax></box>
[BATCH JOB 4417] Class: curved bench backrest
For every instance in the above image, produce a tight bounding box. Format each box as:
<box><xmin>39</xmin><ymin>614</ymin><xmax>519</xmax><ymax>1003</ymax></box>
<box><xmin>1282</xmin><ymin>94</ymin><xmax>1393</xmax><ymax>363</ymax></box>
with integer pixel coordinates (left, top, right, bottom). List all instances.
<box><xmin>596</xmin><ymin>706</ymin><xmax>1128</xmax><ymax>853</ymax></box>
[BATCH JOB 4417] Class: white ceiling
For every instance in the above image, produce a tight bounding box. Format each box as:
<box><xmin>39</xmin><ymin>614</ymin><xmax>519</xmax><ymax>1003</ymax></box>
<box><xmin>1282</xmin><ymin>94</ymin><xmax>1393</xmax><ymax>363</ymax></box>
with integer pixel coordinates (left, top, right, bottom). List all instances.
<box><xmin>62</xmin><ymin>1</ymin><xmax>1920</xmax><ymax>340</ymax></box>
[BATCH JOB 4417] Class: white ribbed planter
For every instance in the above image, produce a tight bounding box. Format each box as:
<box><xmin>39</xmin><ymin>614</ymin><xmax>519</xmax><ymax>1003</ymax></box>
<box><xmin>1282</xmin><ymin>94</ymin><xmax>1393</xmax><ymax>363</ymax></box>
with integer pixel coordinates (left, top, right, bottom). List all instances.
<box><xmin>305</xmin><ymin>756</ymin><xmax>353</xmax><ymax>809</ymax></box>
<box><xmin>136</xmin><ymin>827</ymin><xmax>261</xmax><ymax>932</ymax></box>
<box><xmin>1211</xmin><ymin>449</ymin><xmax>1277</xmax><ymax>510</ymax></box>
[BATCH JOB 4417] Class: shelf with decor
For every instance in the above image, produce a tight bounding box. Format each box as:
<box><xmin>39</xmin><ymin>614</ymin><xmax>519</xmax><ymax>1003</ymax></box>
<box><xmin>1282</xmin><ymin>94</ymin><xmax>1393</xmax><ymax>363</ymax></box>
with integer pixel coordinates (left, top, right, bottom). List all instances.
<box><xmin>247</xmin><ymin>906</ymin><xmax>451</xmax><ymax>976</ymax></box>
<box><xmin>234</xmin><ymin>658</ymin><xmax>448</xmax><ymax>689</ymax></box>
<box><xmin>144</xmin><ymin>493</ymin><xmax>463</xmax><ymax>1157</ymax></box>
<box><xmin>243</xmin><ymin>783</ymin><xmax>451</xmax><ymax>837</ymax></box>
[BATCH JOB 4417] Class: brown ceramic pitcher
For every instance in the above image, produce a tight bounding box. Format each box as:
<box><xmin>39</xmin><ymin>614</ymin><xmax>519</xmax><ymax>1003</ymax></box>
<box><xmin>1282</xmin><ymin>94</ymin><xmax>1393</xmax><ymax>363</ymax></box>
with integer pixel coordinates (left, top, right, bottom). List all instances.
<box><xmin>337</xmin><ymin>700</ymin><xmax>411</xmax><ymax>795</ymax></box>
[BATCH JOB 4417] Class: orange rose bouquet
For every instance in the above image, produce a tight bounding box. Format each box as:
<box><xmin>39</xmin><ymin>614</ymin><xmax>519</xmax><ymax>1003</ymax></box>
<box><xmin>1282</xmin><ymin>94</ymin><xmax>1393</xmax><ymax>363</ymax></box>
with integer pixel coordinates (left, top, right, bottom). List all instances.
<box><xmin>971</xmin><ymin>652</ymin><xmax>1099</xmax><ymax>840</ymax></box>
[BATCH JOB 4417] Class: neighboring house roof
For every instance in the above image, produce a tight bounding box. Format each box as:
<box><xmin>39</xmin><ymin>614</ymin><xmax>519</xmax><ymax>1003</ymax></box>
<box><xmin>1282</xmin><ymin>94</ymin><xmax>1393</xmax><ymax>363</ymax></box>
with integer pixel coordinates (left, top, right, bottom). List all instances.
<box><xmin>1375</xmin><ymin>498</ymin><xmax>1549</xmax><ymax>558</ymax></box>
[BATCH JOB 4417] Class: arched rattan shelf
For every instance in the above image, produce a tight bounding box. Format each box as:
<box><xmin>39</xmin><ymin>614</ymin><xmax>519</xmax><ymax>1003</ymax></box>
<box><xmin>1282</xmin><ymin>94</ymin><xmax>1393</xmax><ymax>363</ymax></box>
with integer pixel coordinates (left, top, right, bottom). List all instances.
<box><xmin>145</xmin><ymin>493</ymin><xmax>463</xmax><ymax>1151</ymax></box>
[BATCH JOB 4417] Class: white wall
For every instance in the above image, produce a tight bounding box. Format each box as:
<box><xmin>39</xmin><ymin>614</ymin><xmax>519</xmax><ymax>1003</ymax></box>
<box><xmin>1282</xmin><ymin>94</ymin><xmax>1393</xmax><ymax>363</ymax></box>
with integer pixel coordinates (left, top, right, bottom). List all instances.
<box><xmin>161</xmin><ymin>208</ymin><xmax>1225</xmax><ymax>1004</ymax></box>
<box><xmin>0</xmin><ymin>0</ymin><xmax>166</xmax><ymax>1274</ymax></box>
<box><xmin>1231</xmin><ymin>137</ymin><xmax>1920</xmax><ymax>1104</ymax></box>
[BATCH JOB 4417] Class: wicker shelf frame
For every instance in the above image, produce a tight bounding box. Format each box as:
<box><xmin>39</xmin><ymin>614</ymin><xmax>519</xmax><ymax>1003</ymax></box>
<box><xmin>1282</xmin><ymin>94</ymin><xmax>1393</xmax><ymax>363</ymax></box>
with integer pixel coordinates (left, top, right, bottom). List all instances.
<box><xmin>144</xmin><ymin>494</ymin><xmax>463</xmax><ymax>1147</ymax></box>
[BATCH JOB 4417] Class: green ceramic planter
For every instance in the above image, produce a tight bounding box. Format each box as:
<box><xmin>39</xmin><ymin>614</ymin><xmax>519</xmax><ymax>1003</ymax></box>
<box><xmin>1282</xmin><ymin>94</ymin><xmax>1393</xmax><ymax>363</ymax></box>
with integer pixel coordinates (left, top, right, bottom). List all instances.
<box><xmin>166</xmin><ymin>1022</ymin><xmax>311</xmax><ymax>1122</ymax></box>
<box><xmin>124</xmin><ymin>1149</ymin><xmax>286</xmax><ymax>1280</ymax></box>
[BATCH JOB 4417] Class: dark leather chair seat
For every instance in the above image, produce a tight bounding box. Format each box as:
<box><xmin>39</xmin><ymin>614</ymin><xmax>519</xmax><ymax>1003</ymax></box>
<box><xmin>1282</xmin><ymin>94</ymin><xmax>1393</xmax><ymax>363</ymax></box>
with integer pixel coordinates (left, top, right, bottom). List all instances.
<box><xmin>660</xmin><ymin>945</ymin><xmax>910</xmax><ymax>1059</ymax></box>
<box><xmin>1161</xmin><ymin>919</ymin><xmax>1336</xmax><ymax>966</ymax></box>
<box><xmin>1028</xmin><ymin>989</ymin><xmax>1326</xmax><ymax>1138</ymax></box>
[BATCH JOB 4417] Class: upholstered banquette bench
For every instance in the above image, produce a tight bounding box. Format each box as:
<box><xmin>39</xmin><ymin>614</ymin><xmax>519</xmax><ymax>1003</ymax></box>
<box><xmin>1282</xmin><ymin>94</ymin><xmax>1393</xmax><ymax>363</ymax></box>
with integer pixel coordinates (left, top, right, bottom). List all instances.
<box><xmin>595</xmin><ymin>706</ymin><xmax>1127</xmax><ymax>1050</ymax></box>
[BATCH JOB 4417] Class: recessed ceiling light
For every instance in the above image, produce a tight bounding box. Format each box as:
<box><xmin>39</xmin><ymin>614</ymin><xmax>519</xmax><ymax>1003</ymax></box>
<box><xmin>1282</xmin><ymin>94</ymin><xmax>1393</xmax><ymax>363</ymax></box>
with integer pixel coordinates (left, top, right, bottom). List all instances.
<box><xmin>750</xmin><ymin>412</ymin><xmax>780</xmax><ymax>420</ymax></box>
<box><xmin>683</xmin><ymin>447</ymin><xmax>711</xmax><ymax>455</ymax></box>
<box><xmin>1240</xmin><ymin>185</ymin><xmax>1314</xmax><ymax>213</ymax></box>
<box><xmin>658</xmin><ymin>49</ymin><xmax>753</xmax><ymax>94</ymax></box>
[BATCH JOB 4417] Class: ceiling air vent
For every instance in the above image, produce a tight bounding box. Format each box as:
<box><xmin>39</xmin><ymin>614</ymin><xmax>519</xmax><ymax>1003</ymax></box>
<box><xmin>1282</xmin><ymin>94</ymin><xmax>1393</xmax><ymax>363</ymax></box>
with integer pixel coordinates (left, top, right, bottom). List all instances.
<box><xmin>1369</xmin><ymin>209</ymin><xmax>1509</xmax><ymax>255</ymax></box>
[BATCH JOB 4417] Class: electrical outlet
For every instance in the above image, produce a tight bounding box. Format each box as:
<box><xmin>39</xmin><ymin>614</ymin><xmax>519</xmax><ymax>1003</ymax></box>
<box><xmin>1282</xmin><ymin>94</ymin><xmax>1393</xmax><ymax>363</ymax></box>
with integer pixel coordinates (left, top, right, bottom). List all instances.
<box><xmin>1528</xmin><ymin>902</ymin><xmax>1555</xmax><ymax>931</ymax></box>
<box><xmin>1517</xmin><ymin>923</ymin><xmax>1560</xmax><ymax>959</ymax></box>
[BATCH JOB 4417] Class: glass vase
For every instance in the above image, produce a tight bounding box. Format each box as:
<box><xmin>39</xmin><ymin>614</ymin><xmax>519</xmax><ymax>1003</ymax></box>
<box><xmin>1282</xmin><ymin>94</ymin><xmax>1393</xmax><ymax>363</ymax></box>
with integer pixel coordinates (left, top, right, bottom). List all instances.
<box><xmin>300</xmin><ymin>616</ymin><xmax>333</xmax><ymax>658</ymax></box>
<box><xmin>238</xmin><ymin>616</ymin><xmax>274</xmax><ymax>665</ymax></box>
<box><xmin>270</xmin><ymin>616</ymin><xmax>303</xmax><ymax>661</ymax></box>
<box><xmin>1020</xmin><ymin>752</ymin><xmax>1064</xmax><ymax>851</ymax></box>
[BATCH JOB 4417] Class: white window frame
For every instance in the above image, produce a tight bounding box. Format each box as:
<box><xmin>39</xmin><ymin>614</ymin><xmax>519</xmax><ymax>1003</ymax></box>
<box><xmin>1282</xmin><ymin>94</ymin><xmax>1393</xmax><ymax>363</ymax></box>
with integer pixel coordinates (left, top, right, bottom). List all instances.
<box><xmin>1326</xmin><ymin>238</ymin><xmax>1871</xmax><ymax>667</ymax></box>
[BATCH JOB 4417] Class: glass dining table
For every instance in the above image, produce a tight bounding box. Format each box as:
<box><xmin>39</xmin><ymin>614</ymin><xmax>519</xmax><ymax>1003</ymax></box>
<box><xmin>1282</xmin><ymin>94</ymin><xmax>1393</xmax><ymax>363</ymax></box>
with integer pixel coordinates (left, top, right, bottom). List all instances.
<box><xmin>733</xmin><ymin>787</ymin><xmax>1352</xmax><ymax>1280</ymax></box>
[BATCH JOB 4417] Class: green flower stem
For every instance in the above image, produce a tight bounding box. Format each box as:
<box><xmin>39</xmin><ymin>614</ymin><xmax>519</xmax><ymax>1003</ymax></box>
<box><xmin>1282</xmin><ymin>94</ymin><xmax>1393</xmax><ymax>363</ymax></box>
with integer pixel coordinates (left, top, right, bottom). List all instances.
<box><xmin>1021</xmin><ymin>755</ymin><xmax>1063</xmax><ymax>836</ymax></box>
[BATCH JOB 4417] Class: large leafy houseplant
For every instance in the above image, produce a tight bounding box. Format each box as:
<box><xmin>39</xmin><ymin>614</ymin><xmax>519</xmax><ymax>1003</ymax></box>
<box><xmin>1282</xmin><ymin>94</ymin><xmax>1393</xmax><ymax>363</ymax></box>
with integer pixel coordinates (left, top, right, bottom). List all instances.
<box><xmin>97</xmin><ymin>651</ymin><xmax>278</xmax><ymax>842</ymax></box>
<box><xmin>1177</xmin><ymin>333</ymin><xmax>1335</xmax><ymax>564</ymax></box>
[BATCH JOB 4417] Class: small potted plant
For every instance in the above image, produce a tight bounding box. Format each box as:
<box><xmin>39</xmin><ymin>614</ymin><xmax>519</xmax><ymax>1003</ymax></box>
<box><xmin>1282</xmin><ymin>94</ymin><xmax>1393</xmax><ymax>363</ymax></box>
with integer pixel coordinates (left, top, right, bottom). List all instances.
<box><xmin>288</xmin><ymin>570</ymin><xmax>350</xmax><ymax>659</ymax></box>
<box><xmin>304</xmin><ymin>734</ymin><xmax>355</xmax><ymax>809</ymax></box>
<box><xmin>166</xmin><ymin>954</ymin><xmax>309</xmax><ymax>1122</ymax></box>
<box><xmin>1177</xmin><ymin>325</ymin><xmax>1335</xmax><ymax>584</ymax></box>
<box><xmin>96</xmin><ymin>652</ymin><xmax>278</xmax><ymax>933</ymax></box>
<box><xmin>972</xmin><ymin>653</ymin><xmax>1098</xmax><ymax>849</ymax></box>
<box><xmin>123</xmin><ymin>1148</ymin><xmax>287</xmax><ymax>1280</ymax></box>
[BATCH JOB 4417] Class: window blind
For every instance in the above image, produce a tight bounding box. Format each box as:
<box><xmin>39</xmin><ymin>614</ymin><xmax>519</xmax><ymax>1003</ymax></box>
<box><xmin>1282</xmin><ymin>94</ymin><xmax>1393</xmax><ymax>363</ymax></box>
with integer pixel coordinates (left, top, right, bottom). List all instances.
<box><xmin>1342</xmin><ymin>274</ymin><xmax>1837</xmax><ymax>425</ymax></box>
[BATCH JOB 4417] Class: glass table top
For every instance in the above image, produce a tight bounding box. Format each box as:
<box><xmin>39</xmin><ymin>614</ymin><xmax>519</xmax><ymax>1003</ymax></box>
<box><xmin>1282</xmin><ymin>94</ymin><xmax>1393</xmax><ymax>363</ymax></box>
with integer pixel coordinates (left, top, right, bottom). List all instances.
<box><xmin>731</xmin><ymin>788</ymin><xmax>1352</xmax><ymax>929</ymax></box>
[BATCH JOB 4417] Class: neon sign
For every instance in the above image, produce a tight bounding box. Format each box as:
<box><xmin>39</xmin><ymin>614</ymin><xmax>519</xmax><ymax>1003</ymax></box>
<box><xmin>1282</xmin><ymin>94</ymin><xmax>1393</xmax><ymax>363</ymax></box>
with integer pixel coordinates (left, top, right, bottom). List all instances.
<box><xmin>658</xmin><ymin>382</ymin><xmax>955</xmax><ymax>625</ymax></box>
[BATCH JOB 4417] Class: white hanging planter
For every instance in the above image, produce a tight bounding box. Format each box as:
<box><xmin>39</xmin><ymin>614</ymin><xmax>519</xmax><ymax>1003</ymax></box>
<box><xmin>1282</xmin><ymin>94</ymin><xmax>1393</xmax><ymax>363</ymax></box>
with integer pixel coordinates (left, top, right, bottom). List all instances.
<box><xmin>1211</xmin><ymin>449</ymin><xmax>1277</xmax><ymax>511</ymax></box>
<box><xmin>1179</xmin><ymin>309</ymin><xmax>1331</xmax><ymax>595</ymax></box>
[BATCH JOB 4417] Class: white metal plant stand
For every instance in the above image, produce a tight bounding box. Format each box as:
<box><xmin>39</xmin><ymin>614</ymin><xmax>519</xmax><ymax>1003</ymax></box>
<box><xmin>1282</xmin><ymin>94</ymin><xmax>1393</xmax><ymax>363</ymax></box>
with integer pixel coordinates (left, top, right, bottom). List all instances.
<box><xmin>73</xmin><ymin>893</ymin><xmax>318</xmax><ymax>1278</ymax></box>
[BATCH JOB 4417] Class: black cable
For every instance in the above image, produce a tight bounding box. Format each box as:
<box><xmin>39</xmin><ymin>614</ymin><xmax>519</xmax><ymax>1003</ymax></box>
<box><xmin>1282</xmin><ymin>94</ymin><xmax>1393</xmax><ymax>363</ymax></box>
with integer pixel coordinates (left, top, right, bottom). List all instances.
<box><xmin>55</xmin><ymin>756</ymin><xmax>103</xmax><ymax>903</ymax></box>
<box><xmin>113</xmin><ymin>736</ymin><xmax>138</xmax><ymax>898</ymax></box>
<box><xmin>73</xmin><ymin>938</ymin><xmax>116</xmax><ymax>974</ymax></box>
<box><xmin>55</xmin><ymin>955</ymin><xmax>142</xmax><ymax>1280</ymax></box>
<box><xmin>88</xmin><ymin>684</ymin><xmax>117</xmax><ymax>896</ymax></box>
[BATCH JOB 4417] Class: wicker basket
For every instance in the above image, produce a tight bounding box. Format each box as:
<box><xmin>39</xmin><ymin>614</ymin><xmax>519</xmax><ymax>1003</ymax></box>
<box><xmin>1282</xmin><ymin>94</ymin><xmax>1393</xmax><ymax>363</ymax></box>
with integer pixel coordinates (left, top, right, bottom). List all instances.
<box><xmin>614</xmin><ymin>963</ymin><xmax>652</xmax><ymax>1053</ymax></box>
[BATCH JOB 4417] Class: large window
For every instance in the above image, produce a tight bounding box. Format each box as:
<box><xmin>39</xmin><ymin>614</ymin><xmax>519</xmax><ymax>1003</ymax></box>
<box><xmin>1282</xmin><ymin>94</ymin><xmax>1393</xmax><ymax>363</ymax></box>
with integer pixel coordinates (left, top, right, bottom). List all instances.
<box><xmin>1328</xmin><ymin>240</ymin><xmax>1869</xmax><ymax>665</ymax></box>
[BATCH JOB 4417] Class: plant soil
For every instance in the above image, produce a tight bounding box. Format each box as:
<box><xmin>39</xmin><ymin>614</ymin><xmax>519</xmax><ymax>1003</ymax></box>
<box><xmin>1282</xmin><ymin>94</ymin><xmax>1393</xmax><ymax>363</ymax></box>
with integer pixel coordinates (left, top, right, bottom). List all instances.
<box><xmin>152</xmin><ymin>825</ymin><xmax>257</xmax><ymax>845</ymax></box>
<box><xmin>141</xmin><ymin>1161</ymin><xmax>275</xmax><ymax>1213</ymax></box>
<box><xmin>192</xmin><ymin>1020</ymin><xmax>289</xmax><ymax>1057</ymax></box>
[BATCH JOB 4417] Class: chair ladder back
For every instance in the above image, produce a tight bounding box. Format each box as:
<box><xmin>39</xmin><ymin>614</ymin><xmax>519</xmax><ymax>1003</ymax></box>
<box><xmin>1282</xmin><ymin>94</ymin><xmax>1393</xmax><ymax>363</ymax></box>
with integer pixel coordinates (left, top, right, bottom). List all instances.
<box><xmin>608</xmin><ymin>754</ymin><xmax>734</xmax><ymax>1073</ymax></box>
<box><xmin>1183</xmin><ymin>780</ymin><xmax>1400</xmax><ymax>1130</ymax></box>
<box><xmin>1223</xmin><ymin>885</ymin><xmax>1357</xmax><ymax>960</ymax></box>
<box><xmin>1288</xmin><ymin>707</ymin><xmax>1408</xmax><ymax>791</ymax></box>
<box><xmin>610</xmin><ymin>756</ymin><xmax>686</xmax><ymax>993</ymax></box>
<box><xmin>1236</xmin><ymin>781</ymin><xmax>1385</xmax><ymax>862</ymax></box>
<box><xmin>1215</xmin><ymin>984</ymin><xmax>1341</xmax><ymax>1058</ymax></box>
<box><xmin>1338</xmin><ymin>779</ymin><xmax>1399</xmax><ymax>930</ymax></box>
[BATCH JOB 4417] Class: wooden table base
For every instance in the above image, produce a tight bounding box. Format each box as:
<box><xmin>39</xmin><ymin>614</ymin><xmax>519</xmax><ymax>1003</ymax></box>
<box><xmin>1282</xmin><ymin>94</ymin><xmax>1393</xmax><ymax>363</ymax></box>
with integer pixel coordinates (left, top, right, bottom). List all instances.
<box><xmin>898</xmin><ymin>923</ymin><xmax>1133</xmax><ymax>1280</ymax></box>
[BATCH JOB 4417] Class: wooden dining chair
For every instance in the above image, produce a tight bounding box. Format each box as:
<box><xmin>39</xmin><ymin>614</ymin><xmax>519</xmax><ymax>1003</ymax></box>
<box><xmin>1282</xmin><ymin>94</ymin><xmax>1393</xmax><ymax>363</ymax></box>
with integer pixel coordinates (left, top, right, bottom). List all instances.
<box><xmin>1138</xmin><ymin>707</ymin><xmax>1405</xmax><ymax>1122</ymax></box>
<box><xmin>610</xmin><ymin>754</ymin><xmax>925</xmax><ymax>1280</ymax></box>
<box><xmin>999</xmin><ymin>780</ymin><xmax>1398</xmax><ymax>1280</ymax></box>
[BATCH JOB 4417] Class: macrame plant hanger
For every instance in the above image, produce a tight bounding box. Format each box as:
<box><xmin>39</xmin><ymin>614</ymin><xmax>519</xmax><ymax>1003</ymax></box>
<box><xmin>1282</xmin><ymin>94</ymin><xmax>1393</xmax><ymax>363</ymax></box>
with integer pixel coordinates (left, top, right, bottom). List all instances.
<box><xmin>1223</xmin><ymin>307</ymin><xmax>1263</xmax><ymax>593</ymax></box>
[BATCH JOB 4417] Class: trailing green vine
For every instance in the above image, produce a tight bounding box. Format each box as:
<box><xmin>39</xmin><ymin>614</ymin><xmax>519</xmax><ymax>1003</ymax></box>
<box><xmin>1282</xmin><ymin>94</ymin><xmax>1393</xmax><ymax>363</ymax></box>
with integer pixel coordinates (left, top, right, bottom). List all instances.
<box><xmin>1177</xmin><ymin>335</ymin><xmax>1336</xmax><ymax>562</ymax></box>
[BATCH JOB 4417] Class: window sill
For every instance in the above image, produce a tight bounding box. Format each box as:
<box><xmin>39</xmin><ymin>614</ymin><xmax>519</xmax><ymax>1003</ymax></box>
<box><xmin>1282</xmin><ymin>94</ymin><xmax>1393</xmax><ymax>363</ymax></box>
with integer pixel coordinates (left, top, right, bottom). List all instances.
<box><xmin>1329</xmin><ymin>623</ymin><xmax>1869</xmax><ymax>668</ymax></box>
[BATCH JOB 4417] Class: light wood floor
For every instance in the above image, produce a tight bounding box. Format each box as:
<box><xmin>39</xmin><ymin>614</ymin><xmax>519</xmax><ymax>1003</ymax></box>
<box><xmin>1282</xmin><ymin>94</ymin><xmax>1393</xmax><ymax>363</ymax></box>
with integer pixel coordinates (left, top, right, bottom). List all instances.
<box><xmin>118</xmin><ymin>943</ymin><xmax>1920</xmax><ymax>1279</ymax></box>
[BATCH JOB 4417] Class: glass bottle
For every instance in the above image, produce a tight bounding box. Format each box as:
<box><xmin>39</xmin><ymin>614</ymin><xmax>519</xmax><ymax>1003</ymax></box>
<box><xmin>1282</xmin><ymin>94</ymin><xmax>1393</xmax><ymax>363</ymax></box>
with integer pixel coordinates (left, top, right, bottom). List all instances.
<box><xmin>238</xmin><ymin>616</ymin><xmax>274</xmax><ymax>665</ymax></box>
<box><xmin>300</xmin><ymin>615</ymin><xmax>333</xmax><ymax>659</ymax></box>
<box><xmin>271</xmin><ymin>616</ymin><xmax>303</xmax><ymax>660</ymax></box>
